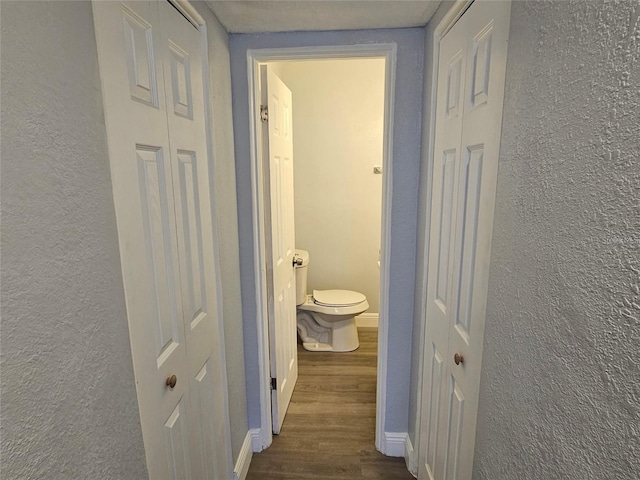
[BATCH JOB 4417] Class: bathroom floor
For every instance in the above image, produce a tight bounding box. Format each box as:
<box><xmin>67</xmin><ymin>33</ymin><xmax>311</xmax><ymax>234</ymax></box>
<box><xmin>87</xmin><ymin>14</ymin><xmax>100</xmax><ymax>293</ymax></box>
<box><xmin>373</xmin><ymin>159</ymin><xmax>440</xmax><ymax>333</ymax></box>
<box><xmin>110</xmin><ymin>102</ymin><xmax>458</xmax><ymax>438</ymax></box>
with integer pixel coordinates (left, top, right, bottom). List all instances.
<box><xmin>246</xmin><ymin>328</ymin><xmax>415</xmax><ymax>479</ymax></box>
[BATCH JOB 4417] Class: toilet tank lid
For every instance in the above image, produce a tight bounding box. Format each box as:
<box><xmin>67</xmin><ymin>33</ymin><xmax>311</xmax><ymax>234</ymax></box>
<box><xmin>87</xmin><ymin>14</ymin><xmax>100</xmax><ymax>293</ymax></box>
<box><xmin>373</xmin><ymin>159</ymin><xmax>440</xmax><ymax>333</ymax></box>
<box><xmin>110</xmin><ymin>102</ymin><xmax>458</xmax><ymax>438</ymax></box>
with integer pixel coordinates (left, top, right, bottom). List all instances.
<box><xmin>294</xmin><ymin>249</ymin><xmax>309</xmax><ymax>266</ymax></box>
<box><xmin>313</xmin><ymin>289</ymin><xmax>366</xmax><ymax>307</ymax></box>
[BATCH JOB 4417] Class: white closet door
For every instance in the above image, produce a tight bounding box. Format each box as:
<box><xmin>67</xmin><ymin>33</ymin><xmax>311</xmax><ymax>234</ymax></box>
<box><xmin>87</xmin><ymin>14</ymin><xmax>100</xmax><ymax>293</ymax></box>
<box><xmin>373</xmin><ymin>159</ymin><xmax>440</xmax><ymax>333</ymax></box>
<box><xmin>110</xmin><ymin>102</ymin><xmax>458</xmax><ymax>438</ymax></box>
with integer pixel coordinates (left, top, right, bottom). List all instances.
<box><xmin>420</xmin><ymin>10</ymin><xmax>468</xmax><ymax>480</ymax></box>
<box><xmin>93</xmin><ymin>2</ymin><xmax>228</xmax><ymax>478</ymax></box>
<box><xmin>419</xmin><ymin>1</ymin><xmax>511</xmax><ymax>479</ymax></box>
<box><xmin>157</xmin><ymin>2</ymin><xmax>228</xmax><ymax>478</ymax></box>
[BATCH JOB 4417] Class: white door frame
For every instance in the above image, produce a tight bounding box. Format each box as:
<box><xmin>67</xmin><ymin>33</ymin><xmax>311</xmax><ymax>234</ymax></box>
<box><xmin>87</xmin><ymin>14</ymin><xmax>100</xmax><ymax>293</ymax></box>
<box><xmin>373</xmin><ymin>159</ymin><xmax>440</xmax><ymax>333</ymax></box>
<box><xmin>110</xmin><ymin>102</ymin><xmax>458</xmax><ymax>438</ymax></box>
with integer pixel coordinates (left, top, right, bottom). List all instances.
<box><xmin>137</xmin><ymin>0</ymin><xmax>235</xmax><ymax>475</ymax></box>
<box><xmin>410</xmin><ymin>0</ymin><xmax>474</xmax><ymax>473</ymax></box>
<box><xmin>246</xmin><ymin>44</ymin><xmax>397</xmax><ymax>451</ymax></box>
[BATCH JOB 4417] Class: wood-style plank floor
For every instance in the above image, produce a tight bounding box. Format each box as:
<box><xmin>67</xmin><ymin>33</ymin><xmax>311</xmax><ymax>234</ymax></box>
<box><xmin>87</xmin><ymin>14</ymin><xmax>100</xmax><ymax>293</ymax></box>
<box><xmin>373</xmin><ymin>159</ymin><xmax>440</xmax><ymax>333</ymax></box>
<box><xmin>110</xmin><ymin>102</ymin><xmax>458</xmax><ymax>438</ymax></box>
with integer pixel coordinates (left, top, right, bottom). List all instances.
<box><xmin>246</xmin><ymin>328</ymin><xmax>414</xmax><ymax>479</ymax></box>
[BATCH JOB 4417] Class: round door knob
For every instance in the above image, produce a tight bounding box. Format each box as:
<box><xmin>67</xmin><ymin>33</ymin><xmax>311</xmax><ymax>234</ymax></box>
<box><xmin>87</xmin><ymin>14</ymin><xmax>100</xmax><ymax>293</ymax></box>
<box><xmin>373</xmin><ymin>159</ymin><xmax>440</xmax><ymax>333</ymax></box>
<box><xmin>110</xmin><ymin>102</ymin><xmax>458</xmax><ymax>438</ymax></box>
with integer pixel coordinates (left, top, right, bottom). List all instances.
<box><xmin>454</xmin><ymin>353</ymin><xmax>464</xmax><ymax>366</ymax></box>
<box><xmin>166</xmin><ymin>374</ymin><xmax>177</xmax><ymax>389</ymax></box>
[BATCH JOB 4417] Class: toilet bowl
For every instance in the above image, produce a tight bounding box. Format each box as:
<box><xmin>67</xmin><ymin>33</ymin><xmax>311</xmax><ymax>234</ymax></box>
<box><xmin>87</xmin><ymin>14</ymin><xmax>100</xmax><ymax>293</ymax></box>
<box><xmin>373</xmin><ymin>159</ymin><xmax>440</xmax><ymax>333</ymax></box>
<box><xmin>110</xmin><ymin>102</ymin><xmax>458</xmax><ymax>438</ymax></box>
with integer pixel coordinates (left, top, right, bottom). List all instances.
<box><xmin>294</xmin><ymin>250</ymin><xmax>369</xmax><ymax>352</ymax></box>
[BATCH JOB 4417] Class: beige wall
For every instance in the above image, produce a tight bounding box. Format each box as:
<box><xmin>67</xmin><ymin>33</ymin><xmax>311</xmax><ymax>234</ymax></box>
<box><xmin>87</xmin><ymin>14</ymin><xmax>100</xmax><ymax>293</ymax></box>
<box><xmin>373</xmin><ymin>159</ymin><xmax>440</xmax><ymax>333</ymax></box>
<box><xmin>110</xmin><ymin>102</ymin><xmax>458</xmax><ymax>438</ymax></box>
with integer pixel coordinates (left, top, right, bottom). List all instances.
<box><xmin>273</xmin><ymin>58</ymin><xmax>385</xmax><ymax>312</ymax></box>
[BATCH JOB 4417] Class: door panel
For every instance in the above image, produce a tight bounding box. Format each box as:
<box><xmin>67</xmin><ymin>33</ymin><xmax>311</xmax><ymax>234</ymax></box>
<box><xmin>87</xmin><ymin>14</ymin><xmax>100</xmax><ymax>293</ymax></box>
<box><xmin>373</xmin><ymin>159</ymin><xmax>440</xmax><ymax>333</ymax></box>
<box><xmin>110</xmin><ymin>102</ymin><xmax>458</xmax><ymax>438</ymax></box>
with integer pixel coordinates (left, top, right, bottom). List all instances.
<box><xmin>164</xmin><ymin>399</ymin><xmax>192</xmax><ymax>480</ymax></box>
<box><xmin>444</xmin><ymin>378</ymin><xmax>465</xmax><ymax>480</ymax></box>
<box><xmin>424</xmin><ymin>344</ymin><xmax>444</xmax><ymax>480</ymax></box>
<box><xmin>136</xmin><ymin>145</ymin><xmax>184</xmax><ymax>367</ymax></box>
<box><xmin>93</xmin><ymin>2</ymin><xmax>229</xmax><ymax>478</ymax></box>
<box><xmin>419</xmin><ymin>1</ymin><xmax>511</xmax><ymax>479</ymax></box>
<box><xmin>174</xmin><ymin>150</ymin><xmax>206</xmax><ymax>327</ymax></box>
<box><xmin>470</xmin><ymin>26</ymin><xmax>493</xmax><ymax>109</ymax></box>
<box><xmin>168</xmin><ymin>42</ymin><xmax>194</xmax><ymax>119</ymax></box>
<box><xmin>122</xmin><ymin>4</ymin><xmax>159</xmax><ymax>107</ymax></box>
<box><xmin>420</xmin><ymin>9</ymin><xmax>468</xmax><ymax>478</ymax></box>
<box><xmin>94</xmin><ymin>4</ymin><xmax>190</xmax><ymax>477</ymax></box>
<box><xmin>441</xmin><ymin>6</ymin><xmax>511</xmax><ymax>478</ymax></box>
<box><xmin>435</xmin><ymin>149</ymin><xmax>457</xmax><ymax>308</ymax></box>
<box><xmin>158</xmin><ymin>2</ymin><xmax>228</xmax><ymax>478</ymax></box>
<box><xmin>191</xmin><ymin>360</ymin><xmax>218</xmax><ymax>479</ymax></box>
<box><xmin>454</xmin><ymin>145</ymin><xmax>484</xmax><ymax>338</ymax></box>
<box><xmin>262</xmin><ymin>65</ymin><xmax>298</xmax><ymax>434</ymax></box>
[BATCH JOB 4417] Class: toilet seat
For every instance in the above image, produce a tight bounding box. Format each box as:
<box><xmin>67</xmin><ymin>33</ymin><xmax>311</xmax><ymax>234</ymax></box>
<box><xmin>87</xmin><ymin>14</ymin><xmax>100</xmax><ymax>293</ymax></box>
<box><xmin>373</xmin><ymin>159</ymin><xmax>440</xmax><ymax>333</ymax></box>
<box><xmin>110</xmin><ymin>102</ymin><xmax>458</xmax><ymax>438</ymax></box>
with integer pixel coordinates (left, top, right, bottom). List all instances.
<box><xmin>313</xmin><ymin>289</ymin><xmax>366</xmax><ymax>307</ymax></box>
<box><xmin>298</xmin><ymin>292</ymin><xmax>369</xmax><ymax>317</ymax></box>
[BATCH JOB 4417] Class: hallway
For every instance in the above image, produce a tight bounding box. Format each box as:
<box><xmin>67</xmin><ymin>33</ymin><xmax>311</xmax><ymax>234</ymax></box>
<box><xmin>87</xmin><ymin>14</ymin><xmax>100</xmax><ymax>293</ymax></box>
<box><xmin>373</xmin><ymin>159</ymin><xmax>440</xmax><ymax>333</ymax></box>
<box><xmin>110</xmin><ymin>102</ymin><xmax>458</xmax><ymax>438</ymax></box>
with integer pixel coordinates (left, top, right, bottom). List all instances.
<box><xmin>247</xmin><ymin>328</ymin><xmax>414</xmax><ymax>479</ymax></box>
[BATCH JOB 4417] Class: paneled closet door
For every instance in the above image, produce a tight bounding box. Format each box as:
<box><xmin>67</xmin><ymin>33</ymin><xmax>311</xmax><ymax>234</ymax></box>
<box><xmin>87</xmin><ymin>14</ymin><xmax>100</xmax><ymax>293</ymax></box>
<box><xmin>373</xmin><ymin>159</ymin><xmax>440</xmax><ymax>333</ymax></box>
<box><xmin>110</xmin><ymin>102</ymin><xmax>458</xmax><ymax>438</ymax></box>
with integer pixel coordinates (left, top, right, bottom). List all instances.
<box><xmin>158</xmin><ymin>2</ymin><xmax>228</xmax><ymax>478</ymax></box>
<box><xmin>93</xmin><ymin>2</ymin><xmax>228</xmax><ymax>479</ymax></box>
<box><xmin>419</xmin><ymin>1</ymin><xmax>511</xmax><ymax>479</ymax></box>
<box><xmin>420</xmin><ymin>11</ymin><xmax>468</xmax><ymax>480</ymax></box>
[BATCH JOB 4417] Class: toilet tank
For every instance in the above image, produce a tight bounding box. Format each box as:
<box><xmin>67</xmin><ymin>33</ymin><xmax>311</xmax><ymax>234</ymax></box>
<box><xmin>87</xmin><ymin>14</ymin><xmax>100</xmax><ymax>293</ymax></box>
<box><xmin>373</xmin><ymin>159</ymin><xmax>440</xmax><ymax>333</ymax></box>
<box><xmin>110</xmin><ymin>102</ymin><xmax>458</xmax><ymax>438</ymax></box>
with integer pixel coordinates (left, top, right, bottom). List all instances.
<box><xmin>294</xmin><ymin>249</ymin><xmax>309</xmax><ymax>306</ymax></box>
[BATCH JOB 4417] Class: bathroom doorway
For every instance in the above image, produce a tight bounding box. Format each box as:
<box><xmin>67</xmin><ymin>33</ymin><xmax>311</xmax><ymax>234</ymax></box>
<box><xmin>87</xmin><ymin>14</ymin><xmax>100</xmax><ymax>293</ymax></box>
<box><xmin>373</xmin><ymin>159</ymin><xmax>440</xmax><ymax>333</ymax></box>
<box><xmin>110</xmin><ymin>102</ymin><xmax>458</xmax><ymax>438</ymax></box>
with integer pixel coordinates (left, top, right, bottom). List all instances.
<box><xmin>270</xmin><ymin>57</ymin><xmax>385</xmax><ymax>327</ymax></box>
<box><xmin>266</xmin><ymin>56</ymin><xmax>385</xmax><ymax>431</ymax></box>
<box><xmin>246</xmin><ymin>45</ymin><xmax>396</xmax><ymax>452</ymax></box>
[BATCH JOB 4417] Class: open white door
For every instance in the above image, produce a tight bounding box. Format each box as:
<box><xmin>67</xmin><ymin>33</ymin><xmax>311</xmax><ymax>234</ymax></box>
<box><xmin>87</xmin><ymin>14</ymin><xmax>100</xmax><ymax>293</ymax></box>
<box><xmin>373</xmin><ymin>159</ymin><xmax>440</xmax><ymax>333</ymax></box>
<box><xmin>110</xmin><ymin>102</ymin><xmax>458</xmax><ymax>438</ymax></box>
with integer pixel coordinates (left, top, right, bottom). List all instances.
<box><xmin>419</xmin><ymin>1</ymin><xmax>511</xmax><ymax>479</ymax></box>
<box><xmin>261</xmin><ymin>66</ymin><xmax>298</xmax><ymax>434</ymax></box>
<box><xmin>93</xmin><ymin>1</ymin><xmax>229</xmax><ymax>478</ymax></box>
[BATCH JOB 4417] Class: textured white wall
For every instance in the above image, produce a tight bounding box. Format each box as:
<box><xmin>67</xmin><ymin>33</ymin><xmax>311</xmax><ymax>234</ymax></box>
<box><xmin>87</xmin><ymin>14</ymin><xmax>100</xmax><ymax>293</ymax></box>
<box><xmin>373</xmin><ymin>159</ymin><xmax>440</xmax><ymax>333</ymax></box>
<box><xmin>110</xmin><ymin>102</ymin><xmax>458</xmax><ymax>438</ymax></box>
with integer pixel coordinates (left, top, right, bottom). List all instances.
<box><xmin>0</xmin><ymin>2</ymin><xmax>147</xmax><ymax>478</ymax></box>
<box><xmin>274</xmin><ymin>59</ymin><xmax>385</xmax><ymax>312</ymax></box>
<box><xmin>193</xmin><ymin>1</ymin><xmax>249</xmax><ymax>463</ymax></box>
<box><xmin>473</xmin><ymin>1</ymin><xmax>639</xmax><ymax>478</ymax></box>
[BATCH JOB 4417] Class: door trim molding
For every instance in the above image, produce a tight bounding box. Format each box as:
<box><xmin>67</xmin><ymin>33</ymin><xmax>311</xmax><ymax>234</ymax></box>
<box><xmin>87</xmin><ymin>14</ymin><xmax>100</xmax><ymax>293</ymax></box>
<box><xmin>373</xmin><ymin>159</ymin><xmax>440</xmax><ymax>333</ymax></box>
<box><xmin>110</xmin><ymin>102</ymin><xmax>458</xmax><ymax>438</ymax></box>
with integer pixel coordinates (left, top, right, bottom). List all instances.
<box><xmin>249</xmin><ymin>428</ymin><xmax>264</xmax><ymax>452</ymax></box>
<box><xmin>412</xmin><ymin>0</ymin><xmax>474</xmax><ymax>467</ymax></box>
<box><xmin>232</xmin><ymin>430</ymin><xmax>253</xmax><ymax>480</ymax></box>
<box><xmin>381</xmin><ymin>431</ymin><xmax>408</xmax><ymax>457</ymax></box>
<box><xmin>246</xmin><ymin>43</ymin><xmax>397</xmax><ymax>451</ymax></box>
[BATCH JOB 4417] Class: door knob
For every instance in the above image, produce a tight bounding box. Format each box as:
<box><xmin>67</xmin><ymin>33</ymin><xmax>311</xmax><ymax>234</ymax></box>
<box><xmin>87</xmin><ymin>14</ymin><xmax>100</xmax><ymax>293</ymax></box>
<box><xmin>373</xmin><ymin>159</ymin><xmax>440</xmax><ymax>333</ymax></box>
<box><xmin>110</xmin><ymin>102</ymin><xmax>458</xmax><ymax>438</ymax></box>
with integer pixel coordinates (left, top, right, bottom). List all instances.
<box><xmin>166</xmin><ymin>374</ymin><xmax>177</xmax><ymax>389</ymax></box>
<box><xmin>454</xmin><ymin>353</ymin><xmax>464</xmax><ymax>365</ymax></box>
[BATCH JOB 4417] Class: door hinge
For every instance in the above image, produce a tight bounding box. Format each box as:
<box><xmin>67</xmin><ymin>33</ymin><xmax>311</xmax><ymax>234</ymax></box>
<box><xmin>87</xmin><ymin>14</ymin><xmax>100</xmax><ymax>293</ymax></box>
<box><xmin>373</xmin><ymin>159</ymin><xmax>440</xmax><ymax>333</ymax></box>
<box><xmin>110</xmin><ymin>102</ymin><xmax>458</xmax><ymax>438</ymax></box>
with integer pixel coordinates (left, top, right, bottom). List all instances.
<box><xmin>260</xmin><ymin>105</ymin><xmax>269</xmax><ymax>123</ymax></box>
<box><xmin>270</xmin><ymin>377</ymin><xmax>277</xmax><ymax>390</ymax></box>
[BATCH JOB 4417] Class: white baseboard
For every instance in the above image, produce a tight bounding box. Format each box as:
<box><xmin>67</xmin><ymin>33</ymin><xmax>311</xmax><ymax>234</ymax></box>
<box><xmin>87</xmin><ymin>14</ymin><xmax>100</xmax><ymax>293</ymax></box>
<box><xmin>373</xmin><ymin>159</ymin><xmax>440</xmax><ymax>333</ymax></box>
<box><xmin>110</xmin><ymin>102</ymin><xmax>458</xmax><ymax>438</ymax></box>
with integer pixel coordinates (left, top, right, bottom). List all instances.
<box><xmin>356</xmin><ymin>313</ymin><xmax>379</xmax><ymax>328</ymax></box>
<box><xmin>233</xmin><ymin>431</ymin><xmax>253</xmax><ymax>480</ymax></box>
<box><xmin>249</xmin><ymin>428</ymin><xmax>265</xmax><ymax>452</ymax></box>
<box><xmin>405</xmin><ymin>434</ymin><xmax>418</xmax><ymax>477</ymax></box>
<box><xmin>380</xmin><ymin>431</ymin><xmax>407</xmax><ymax>457</ymax></box>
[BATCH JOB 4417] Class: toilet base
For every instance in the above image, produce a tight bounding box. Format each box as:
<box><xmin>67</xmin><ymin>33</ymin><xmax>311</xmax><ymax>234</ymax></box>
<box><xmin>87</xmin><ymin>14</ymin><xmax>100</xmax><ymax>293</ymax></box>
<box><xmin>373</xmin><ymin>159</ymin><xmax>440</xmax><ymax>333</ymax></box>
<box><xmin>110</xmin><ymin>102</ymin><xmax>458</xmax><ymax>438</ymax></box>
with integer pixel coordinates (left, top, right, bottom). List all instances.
<box><xmin>301</xmin><ymin>341</ymin><xmax>336</xmax><ymax>352</ymax></box>
<box><xmin>297</xmin><ymin>311</ymin><xmax>360</xmax><ymax>352</ymax></box>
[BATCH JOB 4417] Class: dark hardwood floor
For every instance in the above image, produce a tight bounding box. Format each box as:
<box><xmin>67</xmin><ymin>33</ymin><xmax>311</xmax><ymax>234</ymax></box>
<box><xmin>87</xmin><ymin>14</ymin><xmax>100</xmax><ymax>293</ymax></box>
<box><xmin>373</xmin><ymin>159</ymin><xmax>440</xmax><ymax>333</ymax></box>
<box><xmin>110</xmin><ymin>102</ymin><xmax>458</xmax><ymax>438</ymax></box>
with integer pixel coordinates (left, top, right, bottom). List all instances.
<box><xmin>246</xmin><ymin>328</ymin><xmax>414</xmax><ymax>479</ymax></box>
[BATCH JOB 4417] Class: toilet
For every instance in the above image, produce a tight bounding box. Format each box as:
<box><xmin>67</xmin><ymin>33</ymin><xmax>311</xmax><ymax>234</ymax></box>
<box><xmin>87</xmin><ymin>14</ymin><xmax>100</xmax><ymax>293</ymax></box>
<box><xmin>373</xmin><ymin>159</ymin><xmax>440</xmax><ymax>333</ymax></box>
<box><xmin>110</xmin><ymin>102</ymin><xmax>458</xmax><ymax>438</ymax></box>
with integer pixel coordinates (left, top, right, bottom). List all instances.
<box><xmin>294</xmin><ymin>249</ymin><xmax>369</xmax><ymax>352</ymax></box>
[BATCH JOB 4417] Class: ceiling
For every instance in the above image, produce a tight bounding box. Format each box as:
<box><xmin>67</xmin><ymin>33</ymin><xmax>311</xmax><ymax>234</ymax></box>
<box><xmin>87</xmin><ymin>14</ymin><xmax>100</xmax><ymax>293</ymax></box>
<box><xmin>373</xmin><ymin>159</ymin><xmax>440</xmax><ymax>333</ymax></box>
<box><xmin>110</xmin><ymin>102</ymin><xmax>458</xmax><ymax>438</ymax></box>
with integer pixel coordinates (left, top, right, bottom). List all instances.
<box><xmin>205</xmin><ymin>1</ymin><xmax>442</xmax><ymax>34</ymax></box>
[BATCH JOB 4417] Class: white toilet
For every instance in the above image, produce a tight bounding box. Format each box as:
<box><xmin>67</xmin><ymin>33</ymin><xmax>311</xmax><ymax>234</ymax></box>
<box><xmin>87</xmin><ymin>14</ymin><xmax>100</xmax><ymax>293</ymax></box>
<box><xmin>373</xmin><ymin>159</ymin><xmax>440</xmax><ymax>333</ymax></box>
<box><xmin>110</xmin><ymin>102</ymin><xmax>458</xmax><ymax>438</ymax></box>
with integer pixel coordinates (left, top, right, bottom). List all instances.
<box><xmin>294</xmin><ymin>249</ymin><xmax>369</xmax><ymax>352</ymax></box>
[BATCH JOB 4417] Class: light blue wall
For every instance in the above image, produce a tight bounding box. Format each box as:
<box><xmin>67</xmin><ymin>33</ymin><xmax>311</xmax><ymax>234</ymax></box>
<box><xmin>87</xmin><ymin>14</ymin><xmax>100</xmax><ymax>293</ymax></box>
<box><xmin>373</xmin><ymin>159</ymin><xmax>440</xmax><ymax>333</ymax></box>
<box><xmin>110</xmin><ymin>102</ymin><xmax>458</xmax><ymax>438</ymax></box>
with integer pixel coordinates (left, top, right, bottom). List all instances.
<box><xmin>229</xmin><ymin>28</ymin><xmax>425</xmax><ymax>433</ymax></box>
